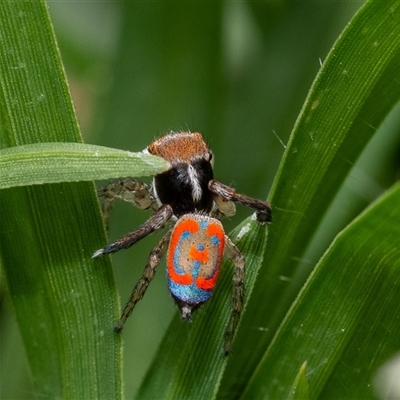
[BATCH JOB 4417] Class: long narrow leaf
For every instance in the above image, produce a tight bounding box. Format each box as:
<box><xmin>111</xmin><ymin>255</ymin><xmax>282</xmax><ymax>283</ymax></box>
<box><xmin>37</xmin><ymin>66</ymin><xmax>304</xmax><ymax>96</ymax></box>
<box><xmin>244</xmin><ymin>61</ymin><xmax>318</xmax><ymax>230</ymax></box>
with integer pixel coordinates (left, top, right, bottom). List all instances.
<box><xmin>242</xmin><ymin>182</ymin><xmax>400</xmax><ymax>399</ymax></box>
<box><xmin>0</xmin><ymin>2</ymin><xmax>122</xmax><ymax>398</ymax></box>
<box><xmin>221</xmin><ymin>0</ymin><xmax>400</xmax><ymax>395</ymax></box>
<box><xmin>0</xmin><ymin>143</ymin><xmax>169</xmax><ymax>189</ymax></box>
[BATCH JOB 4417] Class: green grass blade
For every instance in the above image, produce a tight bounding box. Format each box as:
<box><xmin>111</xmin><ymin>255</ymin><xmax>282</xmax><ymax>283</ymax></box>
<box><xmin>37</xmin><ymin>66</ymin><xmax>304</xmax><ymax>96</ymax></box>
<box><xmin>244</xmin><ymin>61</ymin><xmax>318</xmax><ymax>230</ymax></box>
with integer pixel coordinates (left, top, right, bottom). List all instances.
<box><xmin>221</xmin><ymin>0</ymin><xmax>400</xmax><ymax>394</ymax></box>
<box><xmin>0</xmin><ymin>2</ymin><xmax>121</xmax><ymax>398</ymax></box>
<box><xmin>0</xmin><ymin>143</ymin><xmax>169</xmax><ymax>189</ymax></box>
<box><xmin>242</xmin><ymin>182</ymin><xmax>400</xmax><ymax>399</ymax></box>
<box><xmin>289</xmin><ymin>362</ymin><xmax>309</xmax><ymax>400</ymax></box>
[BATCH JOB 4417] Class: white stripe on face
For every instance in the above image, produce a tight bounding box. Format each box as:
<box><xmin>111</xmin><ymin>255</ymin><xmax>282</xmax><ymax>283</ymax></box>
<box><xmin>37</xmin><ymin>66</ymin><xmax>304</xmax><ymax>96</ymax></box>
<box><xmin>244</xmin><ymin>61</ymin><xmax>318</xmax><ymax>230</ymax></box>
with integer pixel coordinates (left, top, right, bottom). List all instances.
<box><xmin>188</xmin><ymin>164</ymin><xmax>202</xmax><ymax>202</ymax></box>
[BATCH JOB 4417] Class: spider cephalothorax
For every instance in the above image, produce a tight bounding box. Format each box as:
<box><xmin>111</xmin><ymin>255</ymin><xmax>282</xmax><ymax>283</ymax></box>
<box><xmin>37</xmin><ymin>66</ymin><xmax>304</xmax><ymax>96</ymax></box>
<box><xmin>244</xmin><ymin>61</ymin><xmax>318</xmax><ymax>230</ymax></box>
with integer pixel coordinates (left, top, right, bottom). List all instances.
<box><xmin>146</xmin><ymin>132</ymin><xmax>215</xmax><ymax>217</ymax></box>
<box><xmin>93</xmin><ymin>131</ymin><xmax>271</xmax><ymax>355</ymax></box>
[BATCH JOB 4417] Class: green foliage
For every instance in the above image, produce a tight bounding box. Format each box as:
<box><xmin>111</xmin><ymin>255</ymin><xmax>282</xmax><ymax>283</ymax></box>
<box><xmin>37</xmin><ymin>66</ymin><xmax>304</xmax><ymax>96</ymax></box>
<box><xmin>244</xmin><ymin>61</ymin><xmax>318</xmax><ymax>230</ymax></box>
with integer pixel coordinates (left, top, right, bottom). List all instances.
<box><xmin>0</xmin><ymin>2</ymin><xmax>121</xmax><ymax>398</ymax></box>
<box><xmin>0</xmin><ymin>143</ymin><xmax>169</xmax><ymax>189</ymax></box>
<box><xmin>289</xmin><ymin>362</ymin><xmax>309</xmax><ymax>400</ymax></box>
<box><xmin>138</xmin><ymin>2</ymin><xmax>400</xmax><ymax>399</ymax></box>
<box><xmin>1</xmin><ymin>1</ymin><xmax>400</xmax><ymax>399</ymax></box>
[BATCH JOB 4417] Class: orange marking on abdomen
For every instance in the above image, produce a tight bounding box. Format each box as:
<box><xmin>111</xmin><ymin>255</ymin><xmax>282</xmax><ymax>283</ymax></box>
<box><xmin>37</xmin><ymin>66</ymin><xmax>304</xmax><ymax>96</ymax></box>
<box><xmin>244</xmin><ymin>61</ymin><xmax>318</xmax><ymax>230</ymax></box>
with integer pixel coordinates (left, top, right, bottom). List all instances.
<box><xmin>167</xmin><ymin>218</ymin><xmax>199</xmax><ymax>286</ymax></box>
<box><xmin>189</xmin><ymin>245</ymin><xmax>209</xmax><ymax>263</ymax></box>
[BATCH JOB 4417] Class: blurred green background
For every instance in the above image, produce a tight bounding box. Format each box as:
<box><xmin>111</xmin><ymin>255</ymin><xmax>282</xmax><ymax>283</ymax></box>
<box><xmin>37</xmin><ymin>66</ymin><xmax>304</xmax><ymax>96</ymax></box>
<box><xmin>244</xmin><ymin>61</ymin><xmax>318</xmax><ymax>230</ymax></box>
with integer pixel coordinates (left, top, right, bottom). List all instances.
<box><xmin>1</xmin><ymin>1</ymin><xmax>364</xmax><ymax>397</ymax></box>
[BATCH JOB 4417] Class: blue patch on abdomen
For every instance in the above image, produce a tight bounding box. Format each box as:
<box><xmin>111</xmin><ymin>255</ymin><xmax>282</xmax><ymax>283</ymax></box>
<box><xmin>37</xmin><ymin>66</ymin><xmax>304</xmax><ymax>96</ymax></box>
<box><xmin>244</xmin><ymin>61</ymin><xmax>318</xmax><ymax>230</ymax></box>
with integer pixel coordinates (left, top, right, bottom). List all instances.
<box><xmin>168</xmin><ymin>279</ymin><xmax>212</xmax><ymax>304</ymax></box>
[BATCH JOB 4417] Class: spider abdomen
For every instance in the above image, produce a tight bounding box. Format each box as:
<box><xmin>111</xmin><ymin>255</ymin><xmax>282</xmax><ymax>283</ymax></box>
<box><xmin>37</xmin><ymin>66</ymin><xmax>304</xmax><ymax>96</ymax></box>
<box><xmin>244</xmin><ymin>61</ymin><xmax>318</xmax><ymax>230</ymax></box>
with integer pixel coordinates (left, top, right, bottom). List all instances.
<box><xmin>166</xmin><ymin>214</ymin><xmax>225</xmax><ymax>320</ymax></box>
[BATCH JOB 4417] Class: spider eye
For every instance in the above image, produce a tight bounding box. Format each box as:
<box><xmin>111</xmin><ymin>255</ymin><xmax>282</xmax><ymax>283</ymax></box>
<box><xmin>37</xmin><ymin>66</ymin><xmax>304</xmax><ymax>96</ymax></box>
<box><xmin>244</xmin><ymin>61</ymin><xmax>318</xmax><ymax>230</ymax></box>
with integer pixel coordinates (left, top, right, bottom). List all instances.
<box><xmin>206</xmin><ymin>152</ymin><xmax>213</xmax><ymax>163</ymax></box>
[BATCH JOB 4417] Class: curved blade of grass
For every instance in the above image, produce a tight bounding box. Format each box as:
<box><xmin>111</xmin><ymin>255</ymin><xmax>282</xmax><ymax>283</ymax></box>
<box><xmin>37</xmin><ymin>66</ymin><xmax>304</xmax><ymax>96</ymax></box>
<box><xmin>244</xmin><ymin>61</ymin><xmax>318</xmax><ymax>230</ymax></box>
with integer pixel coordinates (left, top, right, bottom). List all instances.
<box><xmin>242</xmin><ymin>182</ymin><xmax>400</xmax><ymax>399</ymax></box>
<box><xmin>0</xmin><ymin>143</ymin><xmax>169</xmax><ymax>189</ymax></box>
<box><xmin>0</xmin><ymin>2</ymin><xmax>122</xmax><ymax>398</ymax></box>
<box><xmin>221</xmin><ymin>0</ymin><xmax>400</xmax><ymax>395</ymax></box>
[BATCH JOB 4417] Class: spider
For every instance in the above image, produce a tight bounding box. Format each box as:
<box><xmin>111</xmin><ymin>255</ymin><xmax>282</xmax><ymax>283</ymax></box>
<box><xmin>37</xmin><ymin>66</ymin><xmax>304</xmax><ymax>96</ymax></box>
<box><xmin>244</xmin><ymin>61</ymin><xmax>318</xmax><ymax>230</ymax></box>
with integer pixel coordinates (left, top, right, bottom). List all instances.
<box><xmin>93</xmin><ymin>131</ymin><xmax>271</xmax><ymax>355</ymax></box>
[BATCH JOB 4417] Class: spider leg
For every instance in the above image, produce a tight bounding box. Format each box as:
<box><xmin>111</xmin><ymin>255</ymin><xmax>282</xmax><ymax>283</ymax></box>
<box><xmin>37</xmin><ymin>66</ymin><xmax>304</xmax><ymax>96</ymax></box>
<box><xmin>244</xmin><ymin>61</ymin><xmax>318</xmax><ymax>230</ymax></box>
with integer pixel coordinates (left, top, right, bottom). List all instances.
<box><xmin>92</xmin><ymin>204</ymin><xmax>173</xmax><ymax>258</ymax></box>
<box><xmin>223</xmin><ymin>235</ymin><xmax>245</xmax><ymax>356</ymax></box>
<box><xmin>114</xmin><ymin>231</ymin><xmax>171</xmax><ymax>332</ymax></box>
<box><xmin>97</xmin><ymin>179</ymin><xmax>158</xmax><ymax>225</ymax></box>
<box><xmin>208</xmin><ymin>179</ymin><xmax>272</xmax><ymax>224</ymax></box>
